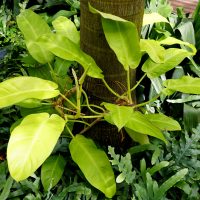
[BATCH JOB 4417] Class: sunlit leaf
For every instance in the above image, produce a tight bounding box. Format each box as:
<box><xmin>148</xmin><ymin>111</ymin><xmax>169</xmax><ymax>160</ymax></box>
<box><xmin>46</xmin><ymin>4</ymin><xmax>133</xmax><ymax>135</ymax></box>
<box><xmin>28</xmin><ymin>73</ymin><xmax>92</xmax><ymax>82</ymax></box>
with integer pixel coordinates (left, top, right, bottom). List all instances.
<box><xmin>41</xmin><ymin>155</ymin><xmax>66</xmax><ymax>191</ymax></box>
<box><xmin>89</xmin><ymin>3</ymin><xmax>141</xmax><ymax>70</ymax></box>
<box><xmin>52</xmin><ymin>16</ymin><xmax>80</xmax><ymax>44</ymax></box>
<box><xmin>144</xmin><ymin>114</ymin><xmax>181</xmax><ymax>131</ymax></box>
<box><xmin>143</xmin><ymin>13</ymin><xmax>169</xmax><ymax>26</ymax></box>
<box><xmin>69</xmin><ymin>135</ymin><xmax>116</xmax><ymax>198</ymax></box>
<box><xmin>38</xmin><ymin>34</ymin><xmax>103</xmax><ymax>79</ymax></box>
<box><xmin>159</xmin><ymin>37</ymin><xmax>196</xmax><ymax>55</ymax></box>
<box><xmin>163</xmin><ymin>76</ymin><xmax>200</xmax><ymax>95</ymax></box>
<box><xmin>142</xmin><ymin>48</ymin><xmax>191</xmax><ymax>78</ymax></box>
<box><xmin>0</xmin><ymin>76</ymin><xmax>59</xmax><ymax>108</ymax></box>
<box><xmin>140</xmin><ymin>39</ymin><xmax>165</xmax><ymax>63</ymax></box>
<box><xmin>125</xmin><ymin>112</ymin><xmax>167</xmax><ymax>143</ymax></box>
<box><xmin>17</xmin><ymin>9</ymin><xmax>54</xmax><ymax>63</ymax></box>
<box><xmin>7</xmin><ymin>113</ymin><xmax>65</xmax><ymax>181</ymax></box>
<box><xmin>103</xmin><ymin>103</ymin><xmax>133</xmax><ymax>131</ymax></box>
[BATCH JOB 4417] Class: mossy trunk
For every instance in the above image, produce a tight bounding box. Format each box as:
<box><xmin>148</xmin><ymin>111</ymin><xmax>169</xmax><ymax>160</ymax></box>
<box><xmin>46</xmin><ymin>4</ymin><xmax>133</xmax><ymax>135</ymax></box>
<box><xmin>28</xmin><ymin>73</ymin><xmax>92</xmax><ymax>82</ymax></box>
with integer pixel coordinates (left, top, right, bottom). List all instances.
<box><xmin>80</xmin><ymin>0</ymin><xmax>144</xmax><ymax>148</ymax></box>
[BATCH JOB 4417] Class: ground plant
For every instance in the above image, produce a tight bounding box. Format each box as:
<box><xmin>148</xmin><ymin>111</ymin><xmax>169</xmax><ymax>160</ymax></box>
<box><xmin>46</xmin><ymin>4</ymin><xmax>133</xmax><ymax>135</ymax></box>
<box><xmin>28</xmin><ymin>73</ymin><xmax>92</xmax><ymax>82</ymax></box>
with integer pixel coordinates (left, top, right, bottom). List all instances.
<box><xmin>0</xmin><ymin>0</ymin><xmax>200</xmax><ymax>199</ymax></box>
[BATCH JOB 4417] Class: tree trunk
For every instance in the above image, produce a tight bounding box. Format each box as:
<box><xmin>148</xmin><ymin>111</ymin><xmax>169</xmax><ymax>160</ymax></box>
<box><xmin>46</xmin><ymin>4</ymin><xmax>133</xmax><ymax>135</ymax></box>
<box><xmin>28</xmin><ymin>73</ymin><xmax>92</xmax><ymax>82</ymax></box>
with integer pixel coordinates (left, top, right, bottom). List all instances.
<box><xmin>80</xmin><ymin>0</ymin><xmax>144</xmax><ymax>148</ymax></box>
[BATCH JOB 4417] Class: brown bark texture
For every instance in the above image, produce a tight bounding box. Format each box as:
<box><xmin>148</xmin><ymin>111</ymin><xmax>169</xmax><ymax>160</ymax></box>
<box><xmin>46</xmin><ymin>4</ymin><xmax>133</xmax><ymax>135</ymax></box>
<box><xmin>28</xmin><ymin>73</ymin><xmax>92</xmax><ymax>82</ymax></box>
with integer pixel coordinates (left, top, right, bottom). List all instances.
<box><xmin>80</xmin><ymin>0</ymin><xmax>144</xmax><ymax>147</ymax></box>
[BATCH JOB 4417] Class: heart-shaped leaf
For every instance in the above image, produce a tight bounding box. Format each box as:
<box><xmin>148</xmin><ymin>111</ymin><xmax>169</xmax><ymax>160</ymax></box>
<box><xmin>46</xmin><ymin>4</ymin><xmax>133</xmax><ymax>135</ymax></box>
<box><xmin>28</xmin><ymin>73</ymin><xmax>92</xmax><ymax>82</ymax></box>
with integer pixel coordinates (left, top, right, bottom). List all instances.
<box><xmin>103</xmin><ymin>103</ymin><xmax>133</xmax><ymax>131</ymax></box>
<box><xmin>41</xmin><ymin>155</ymin><xmax>67</xmax><ymax>191</ymax></box>
<box><xmin>125</xmin><ymin>111</ymin><xmax>167</xmax><ymax>143</ymax></box>
<box><xmin>7</xmin><ymin>113</ymin><xmax>66</xmax><ymax>181</ymax></box>
<box><xmin>0</xmin><ymin>76</ymin><xmax>59</xmax><ymax>108</ymax></box>
<box><xmin>17</xmin><ymin>9</ymin><xmax>54</xmax><ymax>63</ymax></box>
<box><xmin>69</xmin><ymin>135</ymin><xmax>116</xmax><ymax>198</ymax></box>
<box><xmin>142</xmin><ymin>48</ymin><xmax>191</xmax><ymax>78</ymax></box>
<box><xmin>89</xmin><ymin>4</ymin><xmax>141</xmax><ymax>70</ymax></box>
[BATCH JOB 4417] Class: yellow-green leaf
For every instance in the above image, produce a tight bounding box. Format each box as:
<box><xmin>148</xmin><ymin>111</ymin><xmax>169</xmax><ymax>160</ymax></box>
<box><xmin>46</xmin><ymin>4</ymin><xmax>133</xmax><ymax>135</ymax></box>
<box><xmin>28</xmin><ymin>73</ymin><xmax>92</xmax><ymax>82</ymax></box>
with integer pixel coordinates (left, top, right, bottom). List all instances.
<box><xmin>69</xmin><ymin>135</ymin><xmax>116</xmax><ymax>198</ymax></box>
<box><xmin>163</xmin><ymin>76</ymin><xmax>200</xmax><ymax>95</ymax></box>
<box><xmin>52</xmin><ymin>16</ymin><xmax>80</xmax><ymax>45</ymax></box>
<box><xmin>7</xmin><ymin>113</ymin><xmax>65</xmax><ymax>181</ymax></box>
<box><xmin>17</xmin><ymin>9</ymin><xmax>54</xmax><ymax>63</ymax></box>
<box><xmin>125</xmin><ymin>111</ymin><xmax>167</xmax><ymax>143</ymax></box>
<box><xmin>0</xmin><ymin>76</ymin><xmax>59</xmax><ymax>108</ymax></box>
<box><xmin>89</xmin><ymin>3</ymin><xmax>141</xmax><ymax>70</ymax></box>
<box><xmin>143</xmin><ymin>13</ymin><xmax>169</xmax><ymax>26</ymax></box>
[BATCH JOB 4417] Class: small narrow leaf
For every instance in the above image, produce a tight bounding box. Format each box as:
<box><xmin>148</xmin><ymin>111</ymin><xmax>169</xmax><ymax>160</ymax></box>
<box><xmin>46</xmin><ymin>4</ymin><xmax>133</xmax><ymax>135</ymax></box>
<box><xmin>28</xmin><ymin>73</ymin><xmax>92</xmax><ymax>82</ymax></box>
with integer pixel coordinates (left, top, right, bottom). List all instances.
<box><xmin>17</xmin><ymin>9</ymin><xmax>54</xmax><ymax>63</ymax></box>
<box><xmin>89</xmin><ymin>3</ymin><xmax>141</xmax><ymax>70</ymax></box>
<box><xmin>163</xmin><ymin>76</ymin><xmax>200</xmax><ymax>94</ymax></box>
<box><xmin>38</xmin><ymin>34</ymin><xmax>103</xmax><ymax>79</ymax></box>
<box><xmin>125</xmin><ymin>112</ymin><xmax>167</xmax><ymax>143</ymax></box>
<box><xmin>69</xmin><ymin>135</ymin><xmax>116</xmax><ymax>198</ymax></box>
<box><xmin>142</xmin><ymin>48</ymin><xmax>191</xmax><ymax>78</ymax></box>
<box><xmin>41</xmin><ymin>155</ymin><xmax>67</xmax><ymax>191</ymax></box>
<box><xmin>144</xmin><ymin>114</ymin><xmax>181</xmax><ymax>131</ymax></box>
<box><xmin>140</xmin><ymin>39</ymin><xmax>165</xmax><ymax>63</ymax></box>
<box><xmin>7</xmin><ymin>113</ymin><xmax>66</xmax><ymax>181</ymax></box>
<box><xmin>155</xmin><ymin>169</ymin><xmax>188</xmax><ymax>199</ymax></box>
<box><xmin>147</xmin><ymin>161</ymin><xmax>169</xmax><ymax>176</ymax></box>
<box><xmin>143</xmin><ymin>13</ymin><xmax>169</xmax><ymax>26</ymax></box>
<box><xmin>0</xmin><ymin>76</ymin><xmax>59</xmax><ymax>108</ymax></box>
<box><xmin>103</xmin><ymin>103</ymin><xmax>133</xmax><ymax>131</ymax></box>
<box><xmin>52</xmin><ymin>16</ymin><xmax>80</xmax><ymax>44</ymax></box>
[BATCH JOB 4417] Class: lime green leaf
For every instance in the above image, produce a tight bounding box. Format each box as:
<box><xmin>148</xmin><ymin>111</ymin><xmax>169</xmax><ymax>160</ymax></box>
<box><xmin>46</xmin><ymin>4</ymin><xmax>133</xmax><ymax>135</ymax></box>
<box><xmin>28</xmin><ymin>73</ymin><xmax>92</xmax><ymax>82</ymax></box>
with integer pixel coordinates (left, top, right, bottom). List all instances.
<box><xmin>125</xmin><ymin>112</ymin><xmax>167</xmax><ymax>143</ymax></box>
<box><xmin>89</xmin><ymin>3</ymin><xmax>141</xmax><ymax>70</ymax></box>
<box><xmin>7</xmin><ymin>113</ymin><xmax>65</xmax><ymax>181</ymax></box>
<box><xmin>52</xmin><ymin>16</ymin><xmax>80</xmax><ymax>45</ymax></box>
<box><xmin>140</xmin><ymin>39</ymin><xmax>165</xmax><ymax>63</ymax></box>
<box><xmin>0</xmin><ymin>76</ymin><xmax>59</xmax><ymax>108</ymax></box>
<box><xmin>159</xmin><ymin>37</ymin><xmax>196</xmax><ymax>55</ymax></box>
<box><xmin>142</xmin><ymin>48</ymin><xmax>191</xmax><ymax>78</ymax></box>
<box><xmin>125</xmin><ymin>127</ymin><xmax>150</xmax><ymax>145</ymax></box>
<box><xmin>144</xmin><ymin>114</ymin><xmax>181</xmax><ymax>131</ymax></box>
<box><xmin>103</xmin><ymin>103</ymin><xmax>133</xmax><ymax>131</ymax></box>
<box><xmin>69</xmin><ymin>135</ymin><xmax>116</xmax><ymax>198</ymax></box>
<box><xmin>41</xmin><ymin>155</ymin><xmax>67</xmax><ymax>191</ymax></box>
<box><xmin>17</xmin><ymin>9</ymin><xmax>54</xmax><ymax>63</ymax></box>
<box><xmin>163</xmin><ymin>76</ymin><xmax>200</xmax><ymax>95</ymax></box>
<box><xmin>38</xmin><ymin>34</ymin><xmax>103</xmax><ymax>79</ymax></box>
<box><xmin>143</xmin><ymin>13</ymin><xmax>169</xmax><ymax>26</ymax></box>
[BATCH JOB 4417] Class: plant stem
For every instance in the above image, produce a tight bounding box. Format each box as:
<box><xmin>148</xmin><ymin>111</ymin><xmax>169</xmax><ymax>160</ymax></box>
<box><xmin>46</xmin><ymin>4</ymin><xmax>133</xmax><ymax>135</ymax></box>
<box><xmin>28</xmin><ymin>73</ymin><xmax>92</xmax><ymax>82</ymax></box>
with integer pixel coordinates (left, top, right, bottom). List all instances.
<box><xmin>59</xmin><ymin>93</ymin><xmax>78</xmax><ymax>109</ymax></box>
<box><xmin>68</xmin><ymin>119</ymin><xmax>90</xmax><ymax>126</ymax></box>
<box><xmin>65</xmin><ymin>124</ymin><xmax>74</xmax><ymax>138</ymax></box>
<box><xmin>72</xmin><ymin>69</ymin><xmax>81</xmax><ymax>118</ymax></box>
<box><xmin>130</xmin><ymin>73</ymin><xmax>147</xmax><ymax>92</ymax></box>
<box><xmin>127</xmin><ymin>68</ymin><xmax>133</xmax><ymax>104</ymax></box>
<box><xmin>48</xmin><ymin>62</ymin><xmax>57</xmax><ymax>82</ymax></box>
<box><xmin>79</xmin><ymin>117</ymin><xmax>102</xmax><ymax>135</ymax></box>
<box><xmin>82</xmin><ymin>89</ymin><xmax>103</xmax><ymax>115</ymax></box>
<box><xmin>132</xmin><ymin>93</ymin><xmax>161</xmax><ymax>109</ymax></box>
<box><xmin>102</xmin><ymin>78</ymin><xmax>123</xmax><ymax>99</ymax></box>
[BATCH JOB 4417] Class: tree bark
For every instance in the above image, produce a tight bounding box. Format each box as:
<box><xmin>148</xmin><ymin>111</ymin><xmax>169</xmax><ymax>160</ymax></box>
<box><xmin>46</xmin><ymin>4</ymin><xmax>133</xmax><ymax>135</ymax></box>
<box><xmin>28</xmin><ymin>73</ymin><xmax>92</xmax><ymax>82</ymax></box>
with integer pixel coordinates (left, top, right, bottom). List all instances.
<box><xmin>80</xmin><ymin>0</ymin><xmax>144</xmax><ymax>147</ymax></box>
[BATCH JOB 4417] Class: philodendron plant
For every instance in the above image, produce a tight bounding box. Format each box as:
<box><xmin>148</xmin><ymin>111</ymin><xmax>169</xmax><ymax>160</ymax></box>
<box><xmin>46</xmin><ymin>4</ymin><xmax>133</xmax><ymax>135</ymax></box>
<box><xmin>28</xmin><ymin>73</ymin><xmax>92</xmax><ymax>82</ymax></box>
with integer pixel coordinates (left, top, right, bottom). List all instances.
<box><xmin>1</xmin><ymin>3</ymin><xmax>199</xmax><ymax>198</ymax></box>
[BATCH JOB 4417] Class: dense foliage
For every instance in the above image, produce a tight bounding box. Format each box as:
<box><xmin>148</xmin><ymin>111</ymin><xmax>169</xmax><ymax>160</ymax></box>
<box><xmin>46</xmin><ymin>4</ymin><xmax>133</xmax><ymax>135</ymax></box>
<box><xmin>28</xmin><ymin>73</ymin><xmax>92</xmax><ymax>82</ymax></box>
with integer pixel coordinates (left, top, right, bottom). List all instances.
<box><xmin>0</xmin><ymin>0</ymin><xmax>200</xmax><ymax>199</ymax></box>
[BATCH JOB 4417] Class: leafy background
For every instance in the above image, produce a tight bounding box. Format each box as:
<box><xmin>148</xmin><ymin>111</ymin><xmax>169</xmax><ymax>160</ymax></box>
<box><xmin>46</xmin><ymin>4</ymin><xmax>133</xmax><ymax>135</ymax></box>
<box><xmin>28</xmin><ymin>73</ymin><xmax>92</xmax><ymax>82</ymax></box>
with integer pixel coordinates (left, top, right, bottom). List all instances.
<box><xmin>0</xmin><ymin>0</ymin><xmax>200</xmax><ymax>199</ymax></box>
